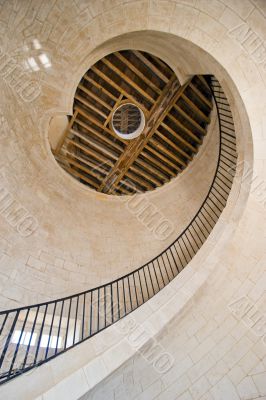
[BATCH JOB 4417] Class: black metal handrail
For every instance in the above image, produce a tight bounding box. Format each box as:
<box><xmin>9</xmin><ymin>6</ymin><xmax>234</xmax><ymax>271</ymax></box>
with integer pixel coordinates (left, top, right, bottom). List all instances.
<box><xmin>0</xmin><ymin>76</ymin><xmax>237</xmax><ymax>384</ymax></box>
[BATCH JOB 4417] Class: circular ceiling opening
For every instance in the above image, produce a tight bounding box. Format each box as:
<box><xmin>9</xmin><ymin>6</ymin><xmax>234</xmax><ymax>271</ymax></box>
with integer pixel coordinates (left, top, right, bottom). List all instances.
<box><xmin>52</xmin><ymin>50</ymin><xmax>213</xmax><ymax>196</ymax></box>
<box><xmin>112</xmin><ymin>102</ymin><xmax>145</xmax><ymax>140</ymax></box>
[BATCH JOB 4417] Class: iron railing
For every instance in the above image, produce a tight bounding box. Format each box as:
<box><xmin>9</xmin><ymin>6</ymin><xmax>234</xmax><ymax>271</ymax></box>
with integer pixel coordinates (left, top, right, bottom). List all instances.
<box><xmin>0</xmin><ymin>76</ymin><xmax>237</xmax><ymax>384</ymax></box>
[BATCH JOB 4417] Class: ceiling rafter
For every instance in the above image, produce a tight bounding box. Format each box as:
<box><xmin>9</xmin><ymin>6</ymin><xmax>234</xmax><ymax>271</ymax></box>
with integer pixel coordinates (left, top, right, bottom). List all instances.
<box><xmin>140</xmin><ymin>149</ymin><xmax>177</xmax><ymax>177</ymax></box>
<box><xmin>74</xmin><ymin>117</ymin><xmax>124</xmax><ymax>152</ymax></box>
<box><xmin>91</xmin><ymin>64</ymin><xmax>149</xmax><ymax>111</ymax></box>
<box><xmin>173</xmin><ymin>104</ymin><xmax>207</xmax><ymax>135</ymax></box>
<box><xmin>101</xmin><ymin>57</ymin><xmax>156</xmax><ymax>104</ymax></box>
<box><xmin>114</xmin><ymin>52</ymin><xmax>161</xmax><ymax>95</ymax></box>
<box><xmin>74</xmin><ymin>94</ymin><xmax>108</xmax><ymax>119</ymax></box>
<box><xmin>84</xmin><ymin>74</ymin><xmax>118</xmax><ymax>101</ymax></box>
<box><xmin>98</xmin><ymin>75</ymin><xmax>182</xmax><ymax>193</ymax></box>
<box><xmin>78</xmin><ymin>83</ymin><xmax>112</xmax><ymax>110</ymax></box>
<box><xmin>181</xmin><ymin>94</ymin><xmax>210</xmax><ymax>123</ymax></box>
<box><xmin>132</xmin><ymin>51</ymin><xmax>169</xmax><ymax>83</ymax></box>
<box><xmin>54</xmin><ymin>50</ymin><xmax>213</xmax><ymax>195</ymax></box>
<box><xmin>149</xmin><ymin>136</ymin><xmax>187</xmax><ymax>168</ymax></box>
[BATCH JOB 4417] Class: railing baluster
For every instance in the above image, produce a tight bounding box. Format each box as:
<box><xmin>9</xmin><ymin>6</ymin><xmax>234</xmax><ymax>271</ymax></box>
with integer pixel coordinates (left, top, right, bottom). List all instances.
<box><xmin>64</xmin><ymin>299</ymin><xmax>72</xmax><ymax>349</ymax></box>
<box><xmin>73</xmin><ymin>296</ymin><xmax>79</xmax><ymax>345</ymax></box>
<box><xmin>82</xmin><ymin>293</ymin><xmax>86</xmax><ymax>340</ymax></box>
<box><xmin>168</xmin><ymin>248</ymin><xmax>177</xmax><ymax>277</ymax></box>
<box><xmin>0</xmin><ymin>313</ymin><xmax>9</xmax><ymax>336</ymax></box>
<box><xmin>132</xmin><ymin>273</ymin><xmax>139</xmax><ymax>307</ymax></box>
<box><xmin>181</xmin><ymin>235</ymin><xmax>193</xmax><ymax>260</ymax></box>
<box><xmin>34</xmin><ymin>305</ymin><xmax>48</xmax><ymax>363</ymax></box>
<box><xmin>179</xmin><ymin>238</ymin><xmax>190</xmax><ymax>264</ymax></box>
<box><xmin>9</xmin><ymin>310</ymin><xmax>29</xmax><ymax>376</ymax></box>
<box><xmin>151</xmin><ymin>261</ymin><xmax>160</xmax><ymax>291</ymax></box>
<box><xmin>110</xmin><ymin>284</ymin><xmax>114</xmax><ymax>323</ymax></box>
<box><xmin>104</xmin><ymin>286</ymin><xmax>107</xmax><ymax>327</ymax></box>
<box><xmin>22</xmin><ymin>306</ymin><xmax>39</xmax><ymax>369</ymax></box>
<box><xmin>140</xmin><ymin>267</ymin><xmax>148</xmax><ymax>300</ymax></box>
<box><xmin>89</xmin><ymin>291</ymin><xmax>93</xmax><ymax>336</ymax></box>
<box><xmin>127</xmin><ymin>277</ymin><xmax>133</xmax><ymax>312</ymax></box>
<box><xmin>0</xmin><ymin>311</ymin><xmax>19</xmax><ymax>370</ymax></box>
<box><xmin>164</xmin><ymin>251</ymin><xmax>173</xmax><ymax>281</ymax></box>
<box><xmin>116</xmin><ymin>282</ymin><xmax>120</xmax><ymax>320</ymax></box>
<box><xmin>55</xmin><ymin>301</ymin><xmax>64</xmax><ymax>355</ymax></box>
<box><xmin>97</xmin><ymin>289</ymin><xmax>100</xmax><ymax>332</ymax></box>
<box><xmin>122</xmin><ymin>278</ymin><xmax>127</xmax><ymax>316</ymax></box>
<box><xmin>157</xmin><ymin>257</ymin><xmax>167</xmax><ymax>286</ymax></box>
<box><xmin>147</xmin><ymin>264</ymin><xmax>155</xmax><ymax>296</ymax></box>
<box><xmin>45</xmin><ymin>302</ymin><xmax>57</xmax><ymax>360</ymax></box>
<box><xmin>137</xmin><ymin>270</ymin><xmax>145</xmax><ymax>304</ymax></box>
<box><xmin>173</xmin><ymin>243</ymin><xmax>183</xmax><ymax>270</ymax></box>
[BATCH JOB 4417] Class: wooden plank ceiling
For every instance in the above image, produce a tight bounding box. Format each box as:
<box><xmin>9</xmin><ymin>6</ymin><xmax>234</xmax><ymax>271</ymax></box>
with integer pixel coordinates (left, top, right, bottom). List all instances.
<box><xmin>54</xmin><ymin>50</ymin><xmax>213</xmax><ymax>195</ymax></box>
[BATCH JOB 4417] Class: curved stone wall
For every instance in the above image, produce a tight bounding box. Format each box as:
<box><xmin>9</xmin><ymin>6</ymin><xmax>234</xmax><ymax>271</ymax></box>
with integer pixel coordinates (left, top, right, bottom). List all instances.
<box><xmin>0</xmin><ymin>1</ymin><xmax>265</xmax><ymax>400</ymax></box>
<box><xmin>0</xmin><ymin>19</ymin><xmax>221</xmax><ymax>309</ymax></box>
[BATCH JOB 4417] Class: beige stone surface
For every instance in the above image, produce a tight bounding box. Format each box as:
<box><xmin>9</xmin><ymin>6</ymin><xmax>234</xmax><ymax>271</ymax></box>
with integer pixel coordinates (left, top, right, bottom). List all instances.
<box><xmin>0</xmin><ymin>0</ymin><xmax>265</xmax><ymax>399</ymax></box>
<box><xmin>0</xmin><ymin>19</ymin><xmax>220</xmax><ymax>309</ymax></box>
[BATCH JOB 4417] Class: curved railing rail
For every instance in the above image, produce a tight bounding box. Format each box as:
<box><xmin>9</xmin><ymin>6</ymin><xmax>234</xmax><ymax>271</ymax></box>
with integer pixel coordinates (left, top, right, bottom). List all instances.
<box><xmin>0</xmin><ymin>76</ymin><xmax>237</xmax><ymax>384</ymax></box>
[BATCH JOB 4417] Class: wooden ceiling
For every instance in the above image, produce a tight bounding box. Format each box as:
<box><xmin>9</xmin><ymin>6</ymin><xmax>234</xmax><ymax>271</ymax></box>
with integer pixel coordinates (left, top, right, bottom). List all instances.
<box><xmin>54</xmin><ymin>50</ymin><xmax>213</xmax><ymax>195</ymax></box>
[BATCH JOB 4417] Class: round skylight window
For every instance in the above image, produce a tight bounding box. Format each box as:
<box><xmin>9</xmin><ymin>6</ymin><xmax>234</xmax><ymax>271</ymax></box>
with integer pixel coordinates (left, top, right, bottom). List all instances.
<box><xmin>111</xmin><ymin>103</ymin><xmax>145</xmax><ymax>140</ymax></box>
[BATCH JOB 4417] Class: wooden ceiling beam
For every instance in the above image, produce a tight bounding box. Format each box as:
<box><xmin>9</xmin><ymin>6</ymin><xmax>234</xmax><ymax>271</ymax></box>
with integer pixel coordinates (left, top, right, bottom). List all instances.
<box><xmin>75</xmin><ymin>106</ymin><xmax>125</xmax><ymax>142</ymax></box>
<box><xmin>57</xmin><ymin>155</ymin><xmax>101</xmax><ymax>186</ymax></box>
<box><xmin>149</xmin><ymin>136</ymin><xmax>187</xmax><ymax>168</ymax></box>
<box><xmin>91</xmin><ymin>65</ymin><xmax>149</xmax><ymax>111</ymax></box>
<box><xmin>129</xmin><ymin>164</ymin><xmax>163</xmax><ymax>186</ymax></box>
<box><xmin>125</xmin><ymin>171</ymin><xmax>154</xmax><ymax>191</ymax></box>
<box><xmin>197</xmin><ymin>75</ymin><xmax>210</xmax><ymax>91</ymax></box>
<box><xmin>173</xmin><ymin>104</ymin><xmax>206</xmax><ymax>135</ymax></box>
<box><xmin>62</xmin><ymin>164</ymin><xmax>100</xmax><ymax>189</ymax></box>
<box><xmin>145</xmin><ymin>143</ymin><xmax>182</xmax><ymax>172</ymax></box>
<box><xmin>160</xmin><ymin>121</ymin><xmax>197</xmax><ymax>153</ymax></box>
<box><xmin>75</xmin><ymin>94</ymin><xmax>108</xmax><ymax>119</ymax></box>
<box><xmin>141</xmin><ymin>149</ymin><xmax>176</xmax><ymax>177</ymax></box>
<box><xmin>78</xmin><ymin>83</ymin><xmax>112</xmax><ymax>110</ymax></box>
<box><xmin>101</xmin><ymin>58</ymin><xmax>156</xmax><ymax>104</ymax></box>
<box><xmin>64</xmin><ymin>151</ymin><xmax>108</xmax><ymax>179</ymax></box>
<box><xmin>70</xmin><ymin>128</ymin><xmax>118</xmax><ymax>160</ymax></box>
<box><xmin>154</xmin><ymin>130</ymin><xmax>189</xmax><ymax>165</ymax></box>
<box><xmin>134</xmin><ymin>158</ymin><xmax>168</xmax><ymax>181</ymax></box>
<box><xmin>104</xmin><ymin>93</ymin><xmax>123</xmax><ymax>128</ymax></box>
<box><xmin>149</xmin><ymin>54</ymin><xmax>172</xmax><ymax>78</ymax></box>
<box><xmin>84</xmin><ymin>74</ymin><xmax>118</xmax><ymax>101</ymax></box>
<box><xmin>190</xmin><ymin>83</ymin><xmax>213</xmax><ymax>109</ymax></box>
<box><xmin>114</xmin><ymin>183</ymin><xmax>133</xmax><ymax>195</ymax></box>
<box><xmin>135</xmin><ymin>157</ymin><xmax>169</xmax><ymax>183</ymax></box>
<box><xmin>181</xmin><ymin>94</ymin><xmax>210</xmax><ymax>123</ymax></box>
<box><xmin>167</xmin><ymin>113</ymin><xmax>202</xmax><ymax>144</ymax></box>
<box><xmin>98</xmin><ymin>75</ymin><xmax>184</xmax><ymax>193</ymax></box>
<box><xmin>119</xmin><ymin>179</ymin><xmax>141</xmax><ymax>193</ymax></box>
<box><xmin>114</xmin><ymin>52</ymin><xmax>161</xmax><ymax>95</ymax></box>
<box><xmin>75</xmin><ymin>117</ymin><xmax>124</xmax><ymax>152</ymax></box>
<box><xmin>132</xmin><ymin>51</ymin><xmax>169</xmax><ymax>83</ymax></box>
<box><xmin>66</xmin><ymin>138</ymin><xmax>113</xmax><ymax>166</ymax></box>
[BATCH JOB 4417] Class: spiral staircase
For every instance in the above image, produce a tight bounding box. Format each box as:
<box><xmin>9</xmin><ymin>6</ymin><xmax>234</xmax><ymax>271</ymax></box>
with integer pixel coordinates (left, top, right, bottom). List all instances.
<box><xmin>0</xmin><ymin>76</ymin><xmax>237</xmax><ymax>385</ymax></box>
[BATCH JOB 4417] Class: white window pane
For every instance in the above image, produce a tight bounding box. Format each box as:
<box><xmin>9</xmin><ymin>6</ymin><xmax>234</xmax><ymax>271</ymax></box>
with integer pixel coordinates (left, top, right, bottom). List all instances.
<box><xmin>40</xmin><ymin>334</ymin><xmax>49</xmax><ymax>348</ymax></box>
<box><xmin>57</xmin><ymin>337</ymin><xmax>62</xmax><ymax>349</ymax></box>
<box><xmin>12</xmin><ymin>331</ymin><xmax>37</xmax><ymax>346</ymax></box>
<box><xmin>50</xmin><ymin>336</ymin><xmax>62</xmax><ymax>349</ymax></box>
<box><xmin>23</xmin><ymin>332</ymin><xmax>37</xmax><ymax>346</ymax></box>
<box><xmin>12</xmin><ymin>330</ymin><xmax>21</xmax><ymax>344</ymax></box>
